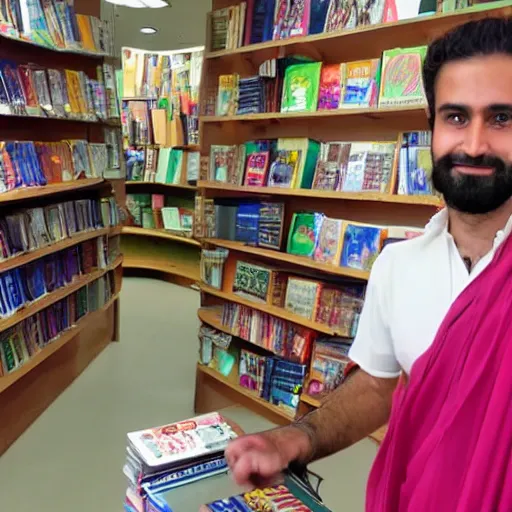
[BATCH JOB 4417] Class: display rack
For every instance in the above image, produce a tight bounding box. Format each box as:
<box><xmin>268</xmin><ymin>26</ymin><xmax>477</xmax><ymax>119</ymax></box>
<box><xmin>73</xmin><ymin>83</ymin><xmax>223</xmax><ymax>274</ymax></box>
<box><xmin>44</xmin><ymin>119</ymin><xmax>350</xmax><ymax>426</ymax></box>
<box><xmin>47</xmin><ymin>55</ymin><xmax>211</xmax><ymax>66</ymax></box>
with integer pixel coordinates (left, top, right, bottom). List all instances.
<box><xmin>0</xmin><ymin>0</ymin><xmax>124</xmax><ymax>455</ymax></box>
<box><xmin>121</xmin><ymin>47</ymin><xmax>204</xmax><ymax>288</ymax></box>
<box><xmin>194</xmin><ymin>1</ymin><xmax>511</xmax><ymax>432</ymax></box>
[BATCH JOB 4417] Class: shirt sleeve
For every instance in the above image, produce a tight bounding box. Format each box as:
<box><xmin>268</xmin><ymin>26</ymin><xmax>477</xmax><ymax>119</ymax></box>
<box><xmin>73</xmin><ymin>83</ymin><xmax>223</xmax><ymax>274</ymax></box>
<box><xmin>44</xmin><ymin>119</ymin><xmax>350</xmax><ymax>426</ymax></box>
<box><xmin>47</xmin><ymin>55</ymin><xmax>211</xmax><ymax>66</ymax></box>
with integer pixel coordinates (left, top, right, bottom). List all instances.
<box><xmin>348</xmin><ymin>248</ymin><xmax>402</xmax><ymax>379</ymax></box>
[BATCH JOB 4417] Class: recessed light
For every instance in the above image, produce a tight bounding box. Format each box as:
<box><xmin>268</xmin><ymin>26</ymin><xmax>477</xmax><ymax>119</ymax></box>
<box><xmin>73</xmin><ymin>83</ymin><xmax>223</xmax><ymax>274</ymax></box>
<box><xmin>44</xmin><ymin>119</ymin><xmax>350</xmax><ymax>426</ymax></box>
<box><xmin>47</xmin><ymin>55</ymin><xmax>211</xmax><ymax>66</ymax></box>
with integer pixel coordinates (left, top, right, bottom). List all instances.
<box><xmin>140</xmin><ymin>27</ymin><xmax>158</xmax><ymax>34</ymax></box>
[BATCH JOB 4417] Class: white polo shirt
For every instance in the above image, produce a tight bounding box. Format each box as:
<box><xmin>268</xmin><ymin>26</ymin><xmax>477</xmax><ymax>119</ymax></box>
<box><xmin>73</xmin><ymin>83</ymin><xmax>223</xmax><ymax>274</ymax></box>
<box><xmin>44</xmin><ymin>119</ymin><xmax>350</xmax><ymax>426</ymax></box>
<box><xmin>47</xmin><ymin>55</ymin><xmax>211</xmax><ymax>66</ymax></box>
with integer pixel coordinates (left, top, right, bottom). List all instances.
<box><xmin>348</xmin><ymin>209</ymin><xmax>512</xmax><ymax>378</ymax></box>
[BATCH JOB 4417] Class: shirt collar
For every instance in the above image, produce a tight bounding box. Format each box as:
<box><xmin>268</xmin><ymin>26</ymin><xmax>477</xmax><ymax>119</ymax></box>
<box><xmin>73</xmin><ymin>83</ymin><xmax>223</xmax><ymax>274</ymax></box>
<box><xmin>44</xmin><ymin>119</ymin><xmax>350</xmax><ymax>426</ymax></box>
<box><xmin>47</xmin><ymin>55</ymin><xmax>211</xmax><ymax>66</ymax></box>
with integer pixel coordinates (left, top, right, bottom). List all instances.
<box><xmin>424</xmin><ymin>207</ymin><xmax>512</xmax><ymax>248</ymax></box>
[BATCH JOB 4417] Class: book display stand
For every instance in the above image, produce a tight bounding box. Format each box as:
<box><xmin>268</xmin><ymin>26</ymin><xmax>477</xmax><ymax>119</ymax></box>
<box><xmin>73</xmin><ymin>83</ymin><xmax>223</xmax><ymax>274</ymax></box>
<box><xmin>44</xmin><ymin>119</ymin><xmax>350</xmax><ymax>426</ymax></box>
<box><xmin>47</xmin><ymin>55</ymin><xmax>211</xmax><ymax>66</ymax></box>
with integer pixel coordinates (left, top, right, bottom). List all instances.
<box><xmin>121</xmin><ymin>47</ymin><xmax>204</xmax><ymax>288</ymax></box>
<box><xmin>193</xmin><ymin>0</ymin><xmax>511</xmax><ymax>437</ymax></box>
<box><xmin>0</xmin><ymin>0</ymin><xmax>124</xmax><ymax>455</ymax></box>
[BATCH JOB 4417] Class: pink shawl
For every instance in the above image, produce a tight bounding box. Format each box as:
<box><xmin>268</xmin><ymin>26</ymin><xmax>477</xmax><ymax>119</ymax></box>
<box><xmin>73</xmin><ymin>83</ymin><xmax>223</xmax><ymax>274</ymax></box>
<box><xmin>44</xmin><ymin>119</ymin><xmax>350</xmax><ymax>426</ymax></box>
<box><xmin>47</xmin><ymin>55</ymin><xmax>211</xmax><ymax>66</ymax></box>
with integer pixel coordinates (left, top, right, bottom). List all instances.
<box><xmin>366</xmin><ymin>232</ymin><xmax>512</xmax><ymax>511</ymax></box>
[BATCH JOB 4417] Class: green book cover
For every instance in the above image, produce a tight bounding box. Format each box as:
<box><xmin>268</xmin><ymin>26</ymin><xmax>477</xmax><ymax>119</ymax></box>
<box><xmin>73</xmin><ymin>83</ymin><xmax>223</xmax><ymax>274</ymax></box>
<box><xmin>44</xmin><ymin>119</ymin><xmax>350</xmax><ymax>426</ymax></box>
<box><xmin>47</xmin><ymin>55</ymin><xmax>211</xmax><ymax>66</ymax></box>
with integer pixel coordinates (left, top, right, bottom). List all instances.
<box><xmin>281</xmin><ymin>62</ymin><xmax>323</xmax><ymax>113</ymax></box>
<box><xmin>156</xmin><ymin>148</ymin><xmax>172</xmax><ymax>183</ymax></box>
<box><xmin>379</xmin><ymin>46</ymin><xmax>428</xmax><ymax>108</ymax></box>
<box><xmin>287</xmin><ymin>212</ymin><xmax>322</xmax><ymax>257</ymax></box>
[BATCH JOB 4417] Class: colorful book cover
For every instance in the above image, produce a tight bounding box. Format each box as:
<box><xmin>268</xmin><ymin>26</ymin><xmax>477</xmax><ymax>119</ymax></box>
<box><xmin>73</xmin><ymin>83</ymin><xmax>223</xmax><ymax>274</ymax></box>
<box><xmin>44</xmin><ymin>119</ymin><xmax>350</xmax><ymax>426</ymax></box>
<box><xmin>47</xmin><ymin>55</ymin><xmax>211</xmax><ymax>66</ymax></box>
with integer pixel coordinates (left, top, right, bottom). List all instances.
<box><xmin>313</xmin><ymin>217</ymin><xmax>344</xmax><ymax>264</ymax></box>
<box><xmin>209</xmin><ymin>145</ymin><xmax>238</xmax><ymax>183</ymax></box>
<box><xmin>324</xmin><ymin>0</ymin><xmax>358</xmax><ymax>32</ymax></box>
<box><xmin>309</xmin><ymin>0</ymin><xmax>331</xmax><ymax>34</ymax></box>
<box><xmin>281</xmin><ymin>62</ymin><xmax>322</xmax><ymax>113</ymax></box>
<box><xmin>356</xmin><ymin>0</ymin><xmax>387</xmax><ymax>26</ymax></box>
<box><xmin>258</xmin><ymin>202</ymin><xmax>284</xmax><ymax>250</ymax></box>
<box><xmin>233</xmin><ymin>260</ymin><xmax>272</xmax><ymax>303</ymax></box>
<box><xmin>340</xmin><ymin>59</ymin><xmax>381</xmax><ymax>109</ymax></box>
<box><xmin>244</xmin><ymin>151</ymin><xmax>269</xmax><ymax>186</ymax></box>
<box><xmin>317</xmin><ymin>63</ymin><xmax>342</xmax><ymax>110</ymax></box>
<box><xmin>267</xmin><ymin>150</ymin><xmax>301</xmax><ymax>188</ymax></box>
<box><xmin>216</xmin><ymin>74</ymin><xmax>239</xmax><ymax>116</ymax></box>
<box><xmin>398</xmin><ymin>131</ymin><xmax>434</xmax><ymax>195</ymax></box>
<box><xmin>281</xmin><ymin>0</ymin><xmax>311</xmax><ymax>39</ymax></box>
<box><xmin>379</xmin><ymin>46</ymin><xmax>428</xmax><ymax>108</ymax></box>
<box><xmin>340</xmin><ymin>222</ymin><xmax>386</xmax><ymax>271</ymax></box>
<box><xmin>342</xmin><ymin>142</ymin><xmax>397</xmax><ymax>193</ymax></box>
<box><xmin>285</xmin><ymin>277</ymin><xmax>321</xmax><ymax>320</ymax></box>
<box><xmin>287</xmin><ymin>212</ymin><xmax>323</xmax><ymax>258</ymax></box>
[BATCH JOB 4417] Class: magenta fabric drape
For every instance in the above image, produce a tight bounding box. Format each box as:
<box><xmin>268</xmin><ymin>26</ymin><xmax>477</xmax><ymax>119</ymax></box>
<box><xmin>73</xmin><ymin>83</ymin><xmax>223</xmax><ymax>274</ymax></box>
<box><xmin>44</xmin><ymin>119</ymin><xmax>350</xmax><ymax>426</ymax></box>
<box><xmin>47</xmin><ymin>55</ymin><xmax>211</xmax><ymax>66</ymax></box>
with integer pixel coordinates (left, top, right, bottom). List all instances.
<box><xmin>366</xmin><ymin>233</ymin><xmax>512</xmax><ymax>511</ymax></box>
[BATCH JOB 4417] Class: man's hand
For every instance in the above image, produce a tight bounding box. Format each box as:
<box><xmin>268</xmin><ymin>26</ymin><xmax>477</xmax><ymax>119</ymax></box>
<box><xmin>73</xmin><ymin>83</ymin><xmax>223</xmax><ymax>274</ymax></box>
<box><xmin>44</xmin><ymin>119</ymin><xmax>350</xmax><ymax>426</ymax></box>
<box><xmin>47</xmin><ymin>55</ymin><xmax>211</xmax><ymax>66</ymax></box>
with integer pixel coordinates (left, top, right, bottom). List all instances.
<box><xmin>225</xmin><ymin>426</ymin><xmax>312</xmax><ymax>487</ymax></box>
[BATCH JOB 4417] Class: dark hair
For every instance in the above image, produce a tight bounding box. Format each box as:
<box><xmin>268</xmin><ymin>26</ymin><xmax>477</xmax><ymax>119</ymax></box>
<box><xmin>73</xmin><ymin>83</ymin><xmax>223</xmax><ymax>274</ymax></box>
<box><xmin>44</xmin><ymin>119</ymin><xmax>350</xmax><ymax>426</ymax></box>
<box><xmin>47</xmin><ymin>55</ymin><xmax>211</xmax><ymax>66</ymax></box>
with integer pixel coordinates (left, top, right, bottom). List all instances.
<box><xmin>423</xmin><ymin>17</ymin><xmax>512</xmax><ymax>129</ymax></box>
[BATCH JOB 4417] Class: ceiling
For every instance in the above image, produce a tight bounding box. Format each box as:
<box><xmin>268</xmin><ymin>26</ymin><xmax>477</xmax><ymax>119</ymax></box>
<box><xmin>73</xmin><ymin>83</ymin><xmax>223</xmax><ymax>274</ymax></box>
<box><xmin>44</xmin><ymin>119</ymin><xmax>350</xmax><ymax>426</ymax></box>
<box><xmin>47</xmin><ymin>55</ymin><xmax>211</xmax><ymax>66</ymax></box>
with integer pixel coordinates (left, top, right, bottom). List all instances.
<box><xmin>101</xmin><ymin>0</ymin><xmax>211</xmax><ymax>53</ymax></box>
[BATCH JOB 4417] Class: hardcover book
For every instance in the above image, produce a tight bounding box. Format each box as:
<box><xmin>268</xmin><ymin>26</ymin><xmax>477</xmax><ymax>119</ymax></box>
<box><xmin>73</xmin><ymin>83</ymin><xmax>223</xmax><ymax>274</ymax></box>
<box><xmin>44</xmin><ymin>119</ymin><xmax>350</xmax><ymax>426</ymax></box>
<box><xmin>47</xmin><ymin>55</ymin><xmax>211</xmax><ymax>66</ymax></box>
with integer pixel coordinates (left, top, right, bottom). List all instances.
<box><xmin>285</xmin><ymin>277</ymin><xmax>322</xmax><ymax>320</ymax></box>
<box><xmin>281</xmin><ymin>62</ymin><xmax>322</xmax><ymax>113</ymax></box>
<box><xmin>340</xmin><ymin>222</ymin><xmax>386</xmax><ymax>271</ymax></box>
<box><xmin>233</xmin><ymin>260</ymin><xmax>274</xmax><ymax>303</ymax></box>
<box><xmin>340</xmin><ymin>59</ymin><xmax>381</xmax><ymax>109</ymax></box>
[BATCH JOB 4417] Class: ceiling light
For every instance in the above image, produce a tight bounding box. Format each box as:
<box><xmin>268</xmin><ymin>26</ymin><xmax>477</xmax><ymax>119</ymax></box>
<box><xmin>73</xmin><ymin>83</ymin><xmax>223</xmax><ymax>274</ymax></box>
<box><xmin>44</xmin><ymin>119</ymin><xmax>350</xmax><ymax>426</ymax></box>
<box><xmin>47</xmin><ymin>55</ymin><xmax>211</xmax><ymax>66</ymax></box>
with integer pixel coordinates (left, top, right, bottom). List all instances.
<box><xmin>105</xmin><ymin>0</ymin><xmax>169</xmax><ymax>7</ymax></box>
<box><xmin>140</xmin><ymin>27</ymin><xmax>158</xmax><ymax>34</ymax></box>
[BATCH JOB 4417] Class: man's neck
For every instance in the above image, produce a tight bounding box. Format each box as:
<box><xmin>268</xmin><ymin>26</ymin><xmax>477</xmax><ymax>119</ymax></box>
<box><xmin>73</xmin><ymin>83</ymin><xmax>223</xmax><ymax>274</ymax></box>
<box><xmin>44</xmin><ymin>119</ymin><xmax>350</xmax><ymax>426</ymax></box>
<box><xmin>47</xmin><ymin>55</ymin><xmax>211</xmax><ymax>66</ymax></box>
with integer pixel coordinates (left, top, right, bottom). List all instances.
<box><xmin>448</xmin><ymin>199</ymin><xmax>512</xmax><ymax>265</ymax></box>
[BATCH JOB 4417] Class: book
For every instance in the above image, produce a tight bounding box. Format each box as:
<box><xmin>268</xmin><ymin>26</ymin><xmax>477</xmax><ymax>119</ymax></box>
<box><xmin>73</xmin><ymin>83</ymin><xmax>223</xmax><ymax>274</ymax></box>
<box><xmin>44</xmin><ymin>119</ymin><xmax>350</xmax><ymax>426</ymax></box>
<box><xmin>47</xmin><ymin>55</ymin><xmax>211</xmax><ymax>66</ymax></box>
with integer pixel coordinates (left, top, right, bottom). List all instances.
<box><xmin>233</xmin><ymin>260</ymin><xmax>275</xmax><ymax>303</ymax></box>
<box><xmin>244</xmin><ymin>151</ymin><xmax>270</xmax><ymax>186</ymax></box>
<box><xmin>216</xmin><ymin>74</ymin><xmax>239</xmax><ymax>116</ymax></box>
<box><xmin>340</xmin><ymin>59</ymin><xmax>381</xmax><ymax>109</ymax></box>
<box><xmin>287</xmin><ymin>212</ymin><xmax>323</xmax><ymax>258</ymax></box>
<box><xmin>317</xmin><ymin>64</ymin><xmax>342</xmax><ymax>110</ymax></box>
<box><xmin>235</xmin><ymin>202</ymin><xmax>261</xmax><ymax>245</ymax></box>
<box><xmin>312</xmin><ymin>141</ymin><xmax>352</xmax><ymax>191</ymax></box>
<box><xmin>245</xmin><ymin>0</ymin><xmax>277</xmax><ymax>45</ymax></box>
<box><xmin>342</xmin><ymin>141</ymin><xmax>397</xmax><ymax>193</ymax></box>
<box><xmin>258</xmin><ymin>202</ymin><xmax>285</xmax><ymax>250</ymax></box>
<box><xmin>313</xmin><ymin>216</ymin><xmax>344</xmax><ymax>264</ymax></box>
<box><xmin>285</xmin><ymin>277</ymin><xmax>321</xmax><ymax>320</ymax></box>
<box><xmin>309</xmin><ymin>0</ymin><xmax>331</xmax><ymax>34</ymax></box>
<box><xmin>277</xmin><ymin>138</ymin><xmax>320</xmax><ymax>189</ymax></box>
<box><xmin>324</xmin><ymin>0</ymin><xmax>358</xmax><ymax>32</ymax></box>
<box><xmin>209</xmin><ymin>145</ymin><xmax>238</xmax><ymax>184</ymax></box>
<box><xmin>379</xmin><ymin>46</ymin><xmax>428</xmax><ymax>108</ymax></box>
<box><xmin>281</xmin><ymin>62</ymin><xmax>322</xmax><ymax>113</ymax></box>
<box><xmin>340</xmin><ymin>222</ymin><xmax>386</xmax><ymax>271</ymax></box>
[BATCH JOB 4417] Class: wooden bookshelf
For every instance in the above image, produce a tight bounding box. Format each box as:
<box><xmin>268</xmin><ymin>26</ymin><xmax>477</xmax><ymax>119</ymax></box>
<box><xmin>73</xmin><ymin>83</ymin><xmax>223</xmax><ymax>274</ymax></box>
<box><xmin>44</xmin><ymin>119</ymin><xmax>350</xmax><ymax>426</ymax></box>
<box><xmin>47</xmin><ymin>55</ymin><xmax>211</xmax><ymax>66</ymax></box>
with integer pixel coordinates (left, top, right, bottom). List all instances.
<box><xmin>300</xmin><ymin>393</ymin><xmax>322</xmax><ymax>409</ymax></box>
<box><xmin>199</xmin><ymin>182</ymin><xmax>443</xmax><ymax>207</ymax></box>
<box><xmin>0</xmin><ymin>0</ymin><xmax>125</xmax><ymax>457</ymax></box>
<box><xmin>0</xmin><ymin>290</ymin><xmax>121</xmax><ymax>396</ymax></box>
<box><xmin>122</xmin><ymin>226</ymin><xmax>201</xmax><ymax>247</ymax></box>
<box><xmin>0</xmin><ymin>179</ymin><xmax>104</xmax><ymax>205</ymax></box>
<box><xmin>0</xmin><ymin>255</ymin><xmax>122</xmax><ymax>334</ymax></box>
<box><xmin>196</xmin><ymin>364</ymin><xmax>294</xmax><ymax>424</ymax></box>
<box><xmin>205</xmin><ymin>4</ymin><xmax>511</xmax><ymax>63</ymax></box>
<box><xmin>203</xmin><ymin>239</ymin><xmax>370</xmax><ymax>281</ymax></box>
<box><xmin>201</xmin><ymin>284</ymin><xmax>348</xmax><ymax>336</ymax></box>
<box><xmin>126</xmin><ymin>181</ymin><xmax>197</xmax><ymax>192</ymax></box>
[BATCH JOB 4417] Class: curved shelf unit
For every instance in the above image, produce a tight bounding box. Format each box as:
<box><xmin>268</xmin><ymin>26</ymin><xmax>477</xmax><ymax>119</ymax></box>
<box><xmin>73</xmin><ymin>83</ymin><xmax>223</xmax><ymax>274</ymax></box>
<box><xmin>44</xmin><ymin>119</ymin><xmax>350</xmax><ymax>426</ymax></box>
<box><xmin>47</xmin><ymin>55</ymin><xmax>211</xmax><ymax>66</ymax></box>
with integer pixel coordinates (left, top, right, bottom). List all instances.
<box><xmin>205</xmin><ymin>4</ymin><xmax>511</xmax><ymax>63</ymax></box>
<box><xmin>0</xmin><ymin>179</ymin><xmax>105</xmax><ymax>205</ymax></box>
<box><xmin>0</xmin><ymin>290</ymin><xmax>121</xmax><ymax>395</ymax></box>
<box><xmin>122</xmin><ymin>226</ymin><xmax>201</xmax><ymax>247</ymax></box>
<box><xmin>123</xmin><ymin>255</ymin><xmax>200</xmax><ymax>282</ymax></box>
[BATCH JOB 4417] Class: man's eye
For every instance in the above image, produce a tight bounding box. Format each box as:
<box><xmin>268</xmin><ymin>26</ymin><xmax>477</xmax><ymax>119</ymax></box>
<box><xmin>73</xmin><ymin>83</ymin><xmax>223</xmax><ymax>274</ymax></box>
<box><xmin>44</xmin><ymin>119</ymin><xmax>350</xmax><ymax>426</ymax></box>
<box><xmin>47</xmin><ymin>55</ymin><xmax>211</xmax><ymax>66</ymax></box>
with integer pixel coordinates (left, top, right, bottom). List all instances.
<box><xmin>492</xmin><ymin>113</ymin><xmax>511</xmax><ymax>126</ymax></box>
<box><xmin>446</xmin><ymin>113</ymin><xmax>466</xmax><ymax>125</ymax></box>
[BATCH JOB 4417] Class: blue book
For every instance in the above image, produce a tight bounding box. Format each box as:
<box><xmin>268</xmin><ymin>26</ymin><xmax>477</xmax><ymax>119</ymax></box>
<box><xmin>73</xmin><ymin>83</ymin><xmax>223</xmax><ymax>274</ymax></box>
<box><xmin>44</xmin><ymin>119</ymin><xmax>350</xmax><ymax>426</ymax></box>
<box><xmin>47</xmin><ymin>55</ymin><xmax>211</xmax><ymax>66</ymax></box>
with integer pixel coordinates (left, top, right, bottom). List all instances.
<box><xmin>235</xmin><ymin>203</ymin><xmax>261</xmax><ymax>245</ymax></box>
<box><xmin>309</xmin><ymin>0</ymin><xmax>330</xmax><ymax>34</ymax></box>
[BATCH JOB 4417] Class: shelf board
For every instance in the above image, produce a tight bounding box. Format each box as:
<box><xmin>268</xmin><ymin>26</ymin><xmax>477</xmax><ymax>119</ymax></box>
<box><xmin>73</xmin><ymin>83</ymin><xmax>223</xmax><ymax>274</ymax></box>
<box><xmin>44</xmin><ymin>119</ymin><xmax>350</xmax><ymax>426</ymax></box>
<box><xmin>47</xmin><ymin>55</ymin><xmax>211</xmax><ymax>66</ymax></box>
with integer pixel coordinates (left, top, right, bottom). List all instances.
<box><xmin>0</xmin><ymin>110</ymin><xmax>120</xmax><ymax>126</ymax></box>
<box><xmin>205</xmin><ymin>4</ymin><xmax>512</xmax><ymax>63</ymax></box>
<box><xmin>198</xmin><ymin>182</ymin><xmax>443</xmax><ymax>207</ymax></box>
<box><xmin>300</xmin><ymin>393</ymin><xmax>322</xmax><ymax>408</ymax></box>
<box><xmin>203</xmin><ymin>239</ymin><xmax>370</xmax><ymax>281</ymax></box>
<box><xmin>0</xmin><ymin>179</ymin><xmax>104</xmax><ymax>205</ymax></box>
<box><xmin>125</xmin><ymin>181</ymin><xmax>197</xmax><ymax>191</ymax></box>
<box><xmin>122</xmin><ymin>227</ymin><xmax>201</xmax><ymax>246</ymax></box>
<box><xmin>0</xmin><ymin>256</ymin><xmax>123</xmax><ymax>334</ymax></box>
<box><xmin>123</xmin><ymin>256</ymin><xmax>200</xmax><ymax>281</ymax></box>
<box><xmin>0</xmin><ymin>291</ymin><xmax>120</xmax><ymax>395</ymax></box>
<box><xmin>0</xmin><ymin>227</ymin><xmax>115</xmax><ymax>274</ymax></box>
<box><xmin>201</xmin><ymin>105</ymin><xmax>426</xmax><ymax>124</ymax></box>
<box><xmin>196</xmin><ymin>363</ymin><xmax>295</xmax><ymax>422</ymax></box>
<box><xmin>201</xmin><ymin>284</ymin><xmax>348</xmax><ymax>335</ymax></box>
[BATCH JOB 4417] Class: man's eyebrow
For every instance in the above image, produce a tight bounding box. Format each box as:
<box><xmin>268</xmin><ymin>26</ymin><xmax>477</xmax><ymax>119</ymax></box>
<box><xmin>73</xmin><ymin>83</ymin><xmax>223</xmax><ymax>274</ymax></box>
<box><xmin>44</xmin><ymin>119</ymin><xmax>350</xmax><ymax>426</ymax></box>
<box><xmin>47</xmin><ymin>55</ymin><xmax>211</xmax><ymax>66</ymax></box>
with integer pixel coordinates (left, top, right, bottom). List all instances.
<box><xmin>487</xmin><ymin>104</ymin><xmax>512</xmax><ymax>112</ymax></box>
<box><xmin>437</xmin><ymin>103</ymin><xmax>470</xmax><ymax>113</ymax></box>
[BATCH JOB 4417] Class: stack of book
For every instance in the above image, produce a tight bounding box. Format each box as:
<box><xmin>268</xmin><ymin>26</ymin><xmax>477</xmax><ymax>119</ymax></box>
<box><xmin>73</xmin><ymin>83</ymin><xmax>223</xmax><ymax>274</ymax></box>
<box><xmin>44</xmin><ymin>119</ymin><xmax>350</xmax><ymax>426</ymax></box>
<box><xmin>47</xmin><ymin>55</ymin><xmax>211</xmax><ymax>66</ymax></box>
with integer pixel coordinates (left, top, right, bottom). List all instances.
<box><xmin>0</xmin><ymin>61</ymin><xmax>119</xmax><ymax>121</ymax></box>
<box><xmin>123</xmin><ymin>413</ymin><xmax>237</xmax><ymax>512</ymax></box>
<box><xmin>0</xmin><ymin>0</ymin><xmax>114</xmax><ymax>54</ymax></box>
<box><xmin>0</xmin><ymin>271</ymin><xmax>114</xmax><ymax>377</ymax></box>
<box><xmin>236</xmin><ymin>76</ymin><xmax>266</xmax><ymax>115</ymax></box>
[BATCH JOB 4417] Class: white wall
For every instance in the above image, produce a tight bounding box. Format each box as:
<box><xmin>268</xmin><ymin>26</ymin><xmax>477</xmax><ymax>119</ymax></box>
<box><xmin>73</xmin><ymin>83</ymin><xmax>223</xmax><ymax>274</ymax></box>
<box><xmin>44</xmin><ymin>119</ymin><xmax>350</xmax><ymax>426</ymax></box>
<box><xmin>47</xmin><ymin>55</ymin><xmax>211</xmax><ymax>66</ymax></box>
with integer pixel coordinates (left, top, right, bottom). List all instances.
<box><xmin>101</xmin><ymin>0</ymin><xmax>211</xmax><ymax>53</ymax></box>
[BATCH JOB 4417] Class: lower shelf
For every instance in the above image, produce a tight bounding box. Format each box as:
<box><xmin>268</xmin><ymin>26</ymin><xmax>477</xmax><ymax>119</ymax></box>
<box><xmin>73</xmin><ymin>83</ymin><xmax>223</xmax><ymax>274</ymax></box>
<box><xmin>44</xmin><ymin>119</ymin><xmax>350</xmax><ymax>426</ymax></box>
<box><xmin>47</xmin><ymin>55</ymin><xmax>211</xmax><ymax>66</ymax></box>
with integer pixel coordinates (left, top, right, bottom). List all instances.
<box><xmin>196</xmin><ymin>364</ymin><xmax>295</xmax><ymax>423</ymax></box>
<box><xmin>123</xmin><ymin>256</ymin><xmax>199</xmax><ymax>281</ymax></box>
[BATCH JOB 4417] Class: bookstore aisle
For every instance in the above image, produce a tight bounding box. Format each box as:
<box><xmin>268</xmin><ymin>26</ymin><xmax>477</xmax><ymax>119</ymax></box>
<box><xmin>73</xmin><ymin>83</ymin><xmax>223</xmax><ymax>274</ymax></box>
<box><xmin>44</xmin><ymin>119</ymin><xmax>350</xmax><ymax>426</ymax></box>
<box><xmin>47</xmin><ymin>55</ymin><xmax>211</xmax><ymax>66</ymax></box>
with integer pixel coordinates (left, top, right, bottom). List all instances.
<box><xmin>0</xmin><ymin>277</ymin><xmax>376</xmax><ymax>512</ymax></box>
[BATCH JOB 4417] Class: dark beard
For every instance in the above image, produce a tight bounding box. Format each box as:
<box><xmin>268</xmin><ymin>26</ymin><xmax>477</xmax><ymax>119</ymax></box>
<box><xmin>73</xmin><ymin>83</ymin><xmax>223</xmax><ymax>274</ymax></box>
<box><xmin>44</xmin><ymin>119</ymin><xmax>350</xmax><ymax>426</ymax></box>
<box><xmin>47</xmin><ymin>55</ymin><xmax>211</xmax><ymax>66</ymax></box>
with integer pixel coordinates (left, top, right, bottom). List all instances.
<box><xmin>432</xmin><ymin>153</ymin><xmax>512</xmax><ymax>214</ymax></box>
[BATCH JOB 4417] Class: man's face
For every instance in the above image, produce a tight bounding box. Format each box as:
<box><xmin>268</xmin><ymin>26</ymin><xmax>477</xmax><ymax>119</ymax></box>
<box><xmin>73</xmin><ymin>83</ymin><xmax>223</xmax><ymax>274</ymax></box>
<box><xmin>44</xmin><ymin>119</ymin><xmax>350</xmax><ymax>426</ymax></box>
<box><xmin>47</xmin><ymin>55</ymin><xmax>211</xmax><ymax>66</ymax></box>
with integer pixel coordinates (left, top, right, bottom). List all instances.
<box><xmin>431</xmin><ymin>54</ymin><xmax>512</xmax><ymax>214</ymax></box>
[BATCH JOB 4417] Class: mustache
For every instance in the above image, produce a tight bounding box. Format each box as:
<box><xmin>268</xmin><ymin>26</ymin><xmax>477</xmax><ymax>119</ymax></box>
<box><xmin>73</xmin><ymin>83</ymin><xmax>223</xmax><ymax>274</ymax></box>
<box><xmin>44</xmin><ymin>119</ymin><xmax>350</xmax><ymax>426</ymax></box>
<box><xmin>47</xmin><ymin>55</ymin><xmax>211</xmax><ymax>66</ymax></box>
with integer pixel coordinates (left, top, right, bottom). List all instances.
<box><xmin>436</xmin><ymin>153</ymin><xmax>507</xmax><ymax>172</ymax></box>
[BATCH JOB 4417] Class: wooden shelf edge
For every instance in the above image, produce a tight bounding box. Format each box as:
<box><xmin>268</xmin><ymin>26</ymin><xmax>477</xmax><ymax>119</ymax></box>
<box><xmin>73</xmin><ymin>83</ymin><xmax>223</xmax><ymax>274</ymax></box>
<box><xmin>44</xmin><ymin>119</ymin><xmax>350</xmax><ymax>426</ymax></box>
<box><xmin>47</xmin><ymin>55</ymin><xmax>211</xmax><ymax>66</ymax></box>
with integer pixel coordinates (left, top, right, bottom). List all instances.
<box><xmin>300</xmin><ymin>393</ymin><xmax>322</xmax><ymax>408</ymax></box>
<box><xmin>0</xmin><ymin>179</ymin><xmax>104</xmax><ymax>204</ymax></box>
<box><xmin>202</xmin><ymin>239</ymin><xmax>370</xmax><ymax>282</ymax></box>
<box><xmin>0</xmin><ymin>291</ymin><xmax>120</xmax><ymax>394</ymax></box>
<box><xmin>0</xmin><ymin>227</ymin><xmax>114</xmax><ymax>274</ymax></box>
<box><xmin>123</xmin><ymin>257</ymin><xmax>200</xmax><ymax>281</ymax></box>
<box><xmin>200</xmin><ymin>284</ymin><xmax>341</xmax><ymax>335</ymax></box>
<box><xmin>196</xmin><ymin>363</ymin><xmax>295</xmax><ymax>422</ymax></box>
<box><xmin>125</xmin><ymin>181</ymin><xmax>197</xmax><ymax>191</ymax></box>
<box><xmin>198</xmin><ymin>182</ymin><xmax>442</xmax><ymax>207</ymax></box>
<box><xmin>122</xmin><ymin>227</ymin><xmax>201</xmax><ymax>246</ymax></box>
<box><xmin>0</xmin><ymin>256</ymin><xmax>123</xmax><ymax>333</ymax></box>
<box><xmin>205</xmin><ymin>4</ymin><xmax>512</xmax><ymax>60</ymax></box>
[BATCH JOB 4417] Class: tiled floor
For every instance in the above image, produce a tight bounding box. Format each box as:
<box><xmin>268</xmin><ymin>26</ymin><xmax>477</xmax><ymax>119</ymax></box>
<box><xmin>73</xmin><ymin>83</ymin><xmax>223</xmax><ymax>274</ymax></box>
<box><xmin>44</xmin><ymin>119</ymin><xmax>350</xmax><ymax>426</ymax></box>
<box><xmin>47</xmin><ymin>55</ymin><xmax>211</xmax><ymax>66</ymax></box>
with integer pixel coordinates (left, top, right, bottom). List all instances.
<box><xmin>0</xmin><ymin>278</ymin><xmax>376</xmax><ymax>511</ymax></box>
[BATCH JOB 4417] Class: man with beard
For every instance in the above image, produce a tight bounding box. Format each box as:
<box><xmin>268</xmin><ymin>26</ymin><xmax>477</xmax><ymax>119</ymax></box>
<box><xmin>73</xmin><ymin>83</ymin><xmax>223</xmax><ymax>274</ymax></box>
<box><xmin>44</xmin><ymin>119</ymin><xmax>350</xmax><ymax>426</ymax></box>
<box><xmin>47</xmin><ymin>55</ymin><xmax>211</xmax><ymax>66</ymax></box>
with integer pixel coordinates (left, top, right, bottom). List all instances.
<box><xmin>225</xmin><ymin>16</ymin><xmax>512</xmax><ymax>511</ymax></box>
